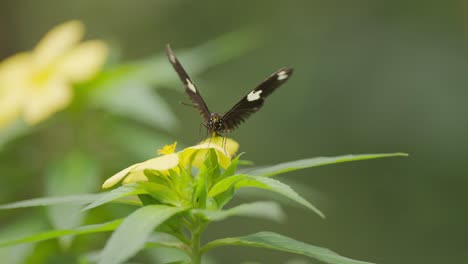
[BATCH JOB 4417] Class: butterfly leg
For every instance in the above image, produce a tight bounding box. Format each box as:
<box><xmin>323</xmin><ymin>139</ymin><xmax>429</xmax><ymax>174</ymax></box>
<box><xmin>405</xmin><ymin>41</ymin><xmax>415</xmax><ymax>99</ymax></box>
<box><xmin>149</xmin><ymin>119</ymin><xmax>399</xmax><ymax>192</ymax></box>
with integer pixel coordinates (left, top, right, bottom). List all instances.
<box><xmin>198</xmin><ymin>123</ymin><xmax>209</xmax><ymax>143</ymax></box>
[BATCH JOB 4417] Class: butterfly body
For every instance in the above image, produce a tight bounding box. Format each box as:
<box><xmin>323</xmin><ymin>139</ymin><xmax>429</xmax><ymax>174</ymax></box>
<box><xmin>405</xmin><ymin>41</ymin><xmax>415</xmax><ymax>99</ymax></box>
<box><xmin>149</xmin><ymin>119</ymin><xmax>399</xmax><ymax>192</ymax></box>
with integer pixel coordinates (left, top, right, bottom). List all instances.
<box><xmin>207</xmin><ymin>112</ymin><xmax>225</xmax><ymax>134</ymax></box>
<box><xmin>166</xmin><ymin>44</ymin><xmax>293</xmax><ymax>136</ymax></box>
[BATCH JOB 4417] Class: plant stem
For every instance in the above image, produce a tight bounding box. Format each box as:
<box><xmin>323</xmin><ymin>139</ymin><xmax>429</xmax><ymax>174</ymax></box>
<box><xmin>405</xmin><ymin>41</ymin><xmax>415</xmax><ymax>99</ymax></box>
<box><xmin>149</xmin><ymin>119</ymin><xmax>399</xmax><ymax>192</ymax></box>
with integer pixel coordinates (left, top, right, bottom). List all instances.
<box><xmin>191</xmin><ymin>227</ymin><xmax>202</xmax><ymax>264</ymax></box>
<box><xmin>190</xmin><ymin>217</ymin><xmax>205</xmax><ymax>264</ymax></box>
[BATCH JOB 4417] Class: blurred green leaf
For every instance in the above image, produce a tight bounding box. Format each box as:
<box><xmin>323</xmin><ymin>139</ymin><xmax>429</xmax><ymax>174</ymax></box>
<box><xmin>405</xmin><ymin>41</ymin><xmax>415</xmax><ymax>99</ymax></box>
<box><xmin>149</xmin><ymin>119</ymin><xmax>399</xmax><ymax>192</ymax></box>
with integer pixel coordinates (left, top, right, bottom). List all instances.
<box><xmin>45</xmin><ymin>151</ymin><xmax>100</xmax><ymax>246</ymax></box>
<box><xmin>0</xmin><ymin>121</ymin><xmax>28</xmax><ymax>151</ymax></box>
<box><xmin>208</xmin><ymin>175</ymin><xmax>324</xmax><ymax>218</ymax></box>
<box><xmin>99</xmin><ymin>205</ymin><xmax>186</xmax><ymax>264</ymax></box>
<box><xmin>131</xmin><ymin>27</ymin><xmax>261</xmax><ymax>87</ymax></box>
<box><xmin>244</xmin><ymin>153</ymin><xmax>408</xmax><ymax>177</ymax></box>
<box><xmin>105</xmin><ymin>120</ymin><xmax>172</xmax><ymax>160</ymax></box>
<box><xmin>202</xmin><ymin>232</ymin><xmax>374</xmax><ymax>264</ymax></box>
<box><xmin>0</xmin><ymin>220</ymin><xmax>122</xmax><ymax>247</ymax></box>
<box><xmin>0</xmin><ymin>194</ymin><xmax>103</xmax><ymax>209</ymax></box>
<box><xmin>92</xmin><ymin>84</ymin><xmax>178</xmax><ymax>130</ymax></box>
<box><xmin>193</xmin><ymin>201</ymin><xmax>285</xmax><ymax>223</ymax></box>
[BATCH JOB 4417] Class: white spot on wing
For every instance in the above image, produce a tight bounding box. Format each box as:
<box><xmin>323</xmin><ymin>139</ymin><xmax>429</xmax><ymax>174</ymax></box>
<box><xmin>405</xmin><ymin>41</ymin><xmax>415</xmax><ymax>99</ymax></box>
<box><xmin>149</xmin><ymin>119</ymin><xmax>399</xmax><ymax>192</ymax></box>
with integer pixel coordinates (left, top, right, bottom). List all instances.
<box><xmin>277</xmin><ymin>70</ymin><xmax>288</xmax><ymax>80</ymax></box>
<box><xmin>247</xmin><ymin>90</ymin><xmax>263</xmax><ymax>101</ymax></box>
<box><xmin>186</xmin><ymin>78</ymin><xmax>197</xmax><ymax>93</ymax></box>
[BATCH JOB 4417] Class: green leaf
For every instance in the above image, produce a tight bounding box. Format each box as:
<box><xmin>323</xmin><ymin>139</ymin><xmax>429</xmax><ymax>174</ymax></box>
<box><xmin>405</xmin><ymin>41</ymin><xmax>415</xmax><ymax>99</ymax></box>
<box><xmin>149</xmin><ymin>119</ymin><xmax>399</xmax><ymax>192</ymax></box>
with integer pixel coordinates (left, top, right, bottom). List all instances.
<box><xmin>82</xmin><ymin>184</ymin><xmax>146</xmax><ymax>211</ymax></box>
<box><xmin>202</xmin><ymin>232</ymin><xmax>374</xmax><ymax>264</ymax></box>
<box><xmin>245</xmin><ymin>153</ymin><xmax>408</xmax><ymax>177</ymax></box>
<box><xmin>168</xmin><ymin>167</ymin><xmax>192</xmax><ymax>203</ymax></box>
<box><xmin>144</xmin><ymin>244</ymin><xmax>190</xmax><ymax>264</ymax></box>
<box><xmin>220</xmin><ymin>153</ymin><xmax>243</xmax><ymax>179</ymax></box>
<box><xmin>140</xmin><ymin>182</ymin><xmax>181</xmax><ymax>206</ymax></box>
<box><xmin>145</xmin><ymin>232</ymin><xmax>186</xmax><ymax>250</ymax></box>
<box><xmin>192</xmin><ymin>149</ymin><xmax>217</xmax><ymax>208</ymax></box>
<box><xmin>209</xmin><ymin>175</ymin><xmax>324</xmax><ymax>218</ymax></box>
<box><xmin>0</xmin><ymin>194</ymin><xmax>103</xmax><ymax>209</ymax></box>
<box><xmin>193</xmin><ymin>201</ymin><xmax>285</xmax><ymax>223</ymax></box>
<box><xmin>213</xmin><ymin>184</ymin><xmax>235</xmax><ymax>209</ymax></box>
<box><xmin>99</xmin><ymin>205</ymin><xmax>186</xmax><ymax>264</ymax></box>
<box><xmin>0</xmin><ymin>220</ymin><xmax>122</xmax><ymax>247</ymax></box>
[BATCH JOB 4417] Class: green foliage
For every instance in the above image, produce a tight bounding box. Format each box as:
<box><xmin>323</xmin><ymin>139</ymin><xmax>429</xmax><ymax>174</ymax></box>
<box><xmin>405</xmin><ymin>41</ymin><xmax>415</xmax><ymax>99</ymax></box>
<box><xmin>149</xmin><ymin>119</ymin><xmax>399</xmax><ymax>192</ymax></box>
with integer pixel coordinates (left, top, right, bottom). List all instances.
<box><xmin>0</xmin><ymin>148</ymin><xmax>405</xmax><ymax>264</ymax></box>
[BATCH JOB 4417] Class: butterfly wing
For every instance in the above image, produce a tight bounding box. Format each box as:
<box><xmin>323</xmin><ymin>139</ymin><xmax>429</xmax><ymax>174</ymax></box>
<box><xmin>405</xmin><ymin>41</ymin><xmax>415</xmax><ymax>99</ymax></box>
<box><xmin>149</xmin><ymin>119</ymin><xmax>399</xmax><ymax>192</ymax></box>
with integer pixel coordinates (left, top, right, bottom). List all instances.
<box><xmin>220</xmin><ymin>68</ymin><xmax>293</xmax><ymax>132</ymax></box>
<box><xmin>166</xmin><ymin>44</ymin><xmax>211</xmax><ymax>122</ymax></box>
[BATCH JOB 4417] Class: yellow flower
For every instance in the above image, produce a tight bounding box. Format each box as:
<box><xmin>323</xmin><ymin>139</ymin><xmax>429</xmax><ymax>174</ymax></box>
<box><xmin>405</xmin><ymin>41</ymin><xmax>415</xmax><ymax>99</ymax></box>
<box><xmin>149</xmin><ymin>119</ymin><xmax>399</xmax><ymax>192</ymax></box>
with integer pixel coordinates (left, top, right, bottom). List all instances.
<box><xmin>0</xmin><ymin>20</ymin><xmax>108</xmax><ymax>128</ymax></box>
<box><xmin>102</xmin><ymin>139</ymin><xmax>239</xmax><ymax>188</ymax></box>
<box><xmin>180</xmin><ymin>137</ymin><xmax>239</xmax><ymax>169</ymax></box>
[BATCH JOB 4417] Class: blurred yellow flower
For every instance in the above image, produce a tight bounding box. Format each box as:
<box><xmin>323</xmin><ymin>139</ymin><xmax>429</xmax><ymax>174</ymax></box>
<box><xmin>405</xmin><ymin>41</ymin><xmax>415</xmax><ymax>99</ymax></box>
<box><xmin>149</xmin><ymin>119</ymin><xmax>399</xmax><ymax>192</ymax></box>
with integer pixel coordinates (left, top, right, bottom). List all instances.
<box><xmin>0</xmin><ymin>20</ymin><xmax>108</xmax><ymax>128</ymax></box>
<box><xmin>102</xmin><ymin>139</ymin><xmax>239</xmax><ymax>188</ymax></box>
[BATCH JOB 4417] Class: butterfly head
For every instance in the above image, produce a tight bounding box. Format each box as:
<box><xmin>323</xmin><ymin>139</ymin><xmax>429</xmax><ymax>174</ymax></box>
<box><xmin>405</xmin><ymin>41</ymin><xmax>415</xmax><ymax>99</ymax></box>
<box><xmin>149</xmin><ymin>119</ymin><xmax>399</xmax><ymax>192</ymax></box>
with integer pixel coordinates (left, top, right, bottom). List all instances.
<box><xmin>208</xmin><ymin>112</ymin><xmax>225</xmax><ymax>134</ymax></box>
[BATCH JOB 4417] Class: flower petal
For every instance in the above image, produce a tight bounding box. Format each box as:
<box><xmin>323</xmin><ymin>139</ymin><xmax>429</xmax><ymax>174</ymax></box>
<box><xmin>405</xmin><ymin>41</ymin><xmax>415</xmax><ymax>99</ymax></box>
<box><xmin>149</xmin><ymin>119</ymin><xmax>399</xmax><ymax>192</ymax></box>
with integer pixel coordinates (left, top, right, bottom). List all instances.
<box><xmin>58</xmin><ymin>40</ymin><xmax>108</xmax><ymax>82</ymax></box>
<box><xmin>102</xmin><ymin>154</ymin><xmax>179</xmax><ymax>188</ymax></box>
<box><xmin>102</xmin><ymin>163</ymin><xmax>141</xmax><ymax>189</ymax></box>
<box><xmin>122</xmin><ymin>170</ymin><xmax>148</xmax><ymax>184</ymax></box>
<box><xmin>134</xmin><ymin>154</ymin><xmax>179</xmax><ymax>171</ymax></box>
<box><xmin>180</xmin><ymin>139</ymin><xmax>239</xmax><ymax>169</ymax></box>
<box><xmin>0</xmin><ymin>52</ymin><xmax>31</xmax><ymax>81</ymax></box>
<box><xmin>33</xmin><ymin>20</ymin><xmax>84</xmax><ymax>69</ymax></box>
<box><xmin>22</xmin><ymin>78</ymin><xmax>72</xmax><ymax>125</ymax></box>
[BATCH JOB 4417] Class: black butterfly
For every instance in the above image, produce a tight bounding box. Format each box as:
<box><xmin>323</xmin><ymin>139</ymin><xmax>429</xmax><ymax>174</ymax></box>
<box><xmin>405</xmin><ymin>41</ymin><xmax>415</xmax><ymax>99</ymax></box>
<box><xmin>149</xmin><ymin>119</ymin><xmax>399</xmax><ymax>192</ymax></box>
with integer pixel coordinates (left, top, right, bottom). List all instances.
<box><xmin>166</xmin><ymin>44</ymin><xmax>293</xmax><ymax>136</ymax></box>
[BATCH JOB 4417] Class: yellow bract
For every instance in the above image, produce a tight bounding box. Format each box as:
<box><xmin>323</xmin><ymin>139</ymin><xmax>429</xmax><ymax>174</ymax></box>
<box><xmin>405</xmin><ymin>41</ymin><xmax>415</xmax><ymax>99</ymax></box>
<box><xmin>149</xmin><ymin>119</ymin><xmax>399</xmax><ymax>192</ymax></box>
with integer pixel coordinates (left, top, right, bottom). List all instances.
<box><xmin>0</xmin><ymin>20</ymin><xmax>108</xmax><ymax>128</ymax></box>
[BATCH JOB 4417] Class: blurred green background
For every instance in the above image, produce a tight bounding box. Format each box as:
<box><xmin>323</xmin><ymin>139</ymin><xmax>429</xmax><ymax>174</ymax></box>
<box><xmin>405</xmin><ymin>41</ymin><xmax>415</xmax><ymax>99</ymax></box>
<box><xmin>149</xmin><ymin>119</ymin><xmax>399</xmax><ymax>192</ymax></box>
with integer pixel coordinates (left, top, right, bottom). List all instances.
<box><xmin>1</xmin><ymin>1</ymin><xmax>467</xmax><ymax>263</ymax></box>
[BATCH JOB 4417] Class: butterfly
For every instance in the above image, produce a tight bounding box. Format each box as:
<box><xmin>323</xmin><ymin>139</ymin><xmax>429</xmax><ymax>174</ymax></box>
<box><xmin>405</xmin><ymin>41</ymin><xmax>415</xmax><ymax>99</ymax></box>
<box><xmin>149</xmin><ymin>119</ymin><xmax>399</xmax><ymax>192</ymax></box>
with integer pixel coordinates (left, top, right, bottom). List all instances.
<box><xmin>166</xmin><ymin>44</ymin><xmax>293</xmax><ymax>137</ymax></box>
